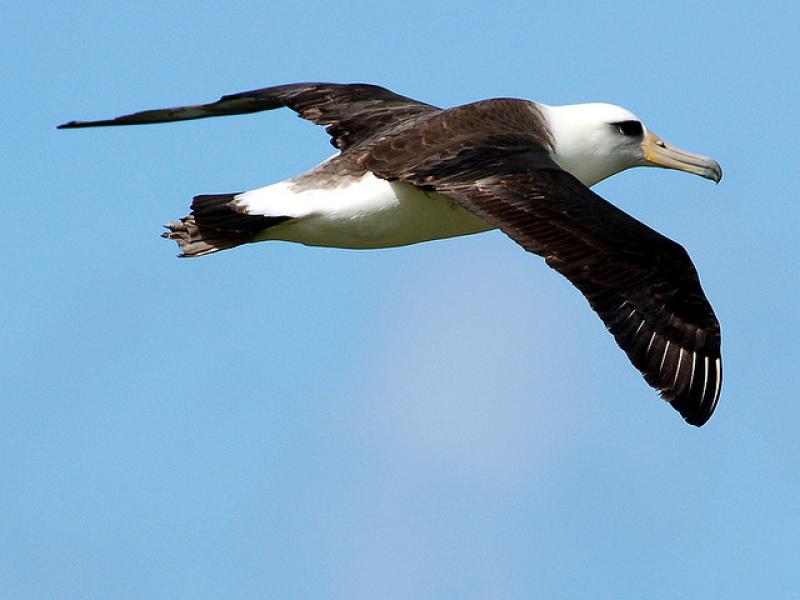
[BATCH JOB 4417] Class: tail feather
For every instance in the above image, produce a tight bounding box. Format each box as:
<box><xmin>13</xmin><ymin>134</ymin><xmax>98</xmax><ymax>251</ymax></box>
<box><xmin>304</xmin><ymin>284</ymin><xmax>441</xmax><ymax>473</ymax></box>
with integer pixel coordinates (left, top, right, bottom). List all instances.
<box><xmin>162</xmin><ymin>193</ymin><xmax>291</xmax><ymax>257</ymax></box>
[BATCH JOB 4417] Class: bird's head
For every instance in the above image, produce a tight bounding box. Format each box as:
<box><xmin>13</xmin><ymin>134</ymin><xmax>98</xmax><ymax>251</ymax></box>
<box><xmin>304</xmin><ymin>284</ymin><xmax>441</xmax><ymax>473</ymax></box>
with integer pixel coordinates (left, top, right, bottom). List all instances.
<box><xmin>541</xmin><ymin>102</ymin><xmax>722</xmax><ymax>187</ymax></box>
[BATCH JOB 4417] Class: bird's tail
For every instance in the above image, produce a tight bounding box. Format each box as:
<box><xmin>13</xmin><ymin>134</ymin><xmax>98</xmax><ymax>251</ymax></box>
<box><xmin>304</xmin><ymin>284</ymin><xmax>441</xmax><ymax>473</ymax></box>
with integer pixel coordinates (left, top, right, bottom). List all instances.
<box><xmin>162</xmin><ymin>193</ymin><xmax>290</xmax><ymax>257</ymax></box>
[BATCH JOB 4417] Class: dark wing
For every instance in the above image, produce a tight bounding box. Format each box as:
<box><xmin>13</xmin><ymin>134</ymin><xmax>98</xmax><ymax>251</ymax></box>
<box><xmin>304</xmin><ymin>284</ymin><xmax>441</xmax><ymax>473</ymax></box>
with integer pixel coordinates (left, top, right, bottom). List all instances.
<box><xmin>364</xmin><ymin>100</ymin><xmax>722</xmax><ymax>426</ymax></box>
<box><xmin>57</xmin><ymin>82</ymin><xmax>439</xmax><ymax>150</ymax></box>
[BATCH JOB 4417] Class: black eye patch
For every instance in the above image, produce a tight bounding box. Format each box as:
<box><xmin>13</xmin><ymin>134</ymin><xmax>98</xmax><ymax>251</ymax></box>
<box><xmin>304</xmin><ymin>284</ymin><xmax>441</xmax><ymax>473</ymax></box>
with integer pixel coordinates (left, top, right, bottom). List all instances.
<box><xmin>614</xmin><ymin>120</ymin><xmax>643</xmax><ymax>136</ymax></box>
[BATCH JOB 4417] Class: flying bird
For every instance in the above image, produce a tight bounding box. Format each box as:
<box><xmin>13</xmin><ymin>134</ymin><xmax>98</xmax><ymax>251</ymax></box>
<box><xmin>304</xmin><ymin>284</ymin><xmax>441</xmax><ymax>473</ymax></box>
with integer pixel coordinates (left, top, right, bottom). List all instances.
<box><xmin>59</xmin><ymin>82</ymin><xmax>723</xmax><ymax>426</ymax></box>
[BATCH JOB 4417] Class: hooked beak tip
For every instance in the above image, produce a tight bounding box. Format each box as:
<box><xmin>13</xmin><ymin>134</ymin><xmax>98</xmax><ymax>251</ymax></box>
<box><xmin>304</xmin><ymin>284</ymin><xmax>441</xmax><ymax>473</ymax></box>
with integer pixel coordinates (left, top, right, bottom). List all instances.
<box><xmin>708</xmin><ymin>160</ymin><xmax>723</xmax><ymax>185</ymax></box>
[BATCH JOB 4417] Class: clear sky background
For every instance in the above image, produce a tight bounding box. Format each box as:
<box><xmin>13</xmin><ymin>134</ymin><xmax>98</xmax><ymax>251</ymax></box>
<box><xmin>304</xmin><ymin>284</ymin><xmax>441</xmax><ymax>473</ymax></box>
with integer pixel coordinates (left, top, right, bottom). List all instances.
<box><xmin>3</xmin><ymin>1</ymin><xmax>798</xmax><ymax>598</ymax></box>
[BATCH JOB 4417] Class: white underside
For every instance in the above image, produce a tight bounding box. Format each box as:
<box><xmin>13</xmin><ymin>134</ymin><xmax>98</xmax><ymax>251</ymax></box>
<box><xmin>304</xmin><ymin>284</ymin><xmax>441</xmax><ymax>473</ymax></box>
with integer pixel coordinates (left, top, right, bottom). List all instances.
<box><xmin>234</xmin><ymin>170</ymin><xmax>494</xmax><ymax>249</ymax></box>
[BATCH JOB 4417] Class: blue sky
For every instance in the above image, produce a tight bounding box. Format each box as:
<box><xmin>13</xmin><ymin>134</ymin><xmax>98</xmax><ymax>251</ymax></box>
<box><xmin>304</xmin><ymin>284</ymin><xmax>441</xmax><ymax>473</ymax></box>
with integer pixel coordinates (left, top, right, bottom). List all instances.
<box><xmin>3</xmin><ymin>1</ymin><xmax>799</xmax><ymax>598</ymax></box>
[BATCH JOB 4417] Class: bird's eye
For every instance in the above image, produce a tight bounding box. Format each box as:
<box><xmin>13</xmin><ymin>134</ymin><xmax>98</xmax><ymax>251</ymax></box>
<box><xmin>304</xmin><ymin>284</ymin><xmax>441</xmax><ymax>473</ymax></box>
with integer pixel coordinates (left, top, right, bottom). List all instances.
<box><xmin>614</xmin><ymin>120</ymin><xmax>643</xmax><ymax>136</ymax></box>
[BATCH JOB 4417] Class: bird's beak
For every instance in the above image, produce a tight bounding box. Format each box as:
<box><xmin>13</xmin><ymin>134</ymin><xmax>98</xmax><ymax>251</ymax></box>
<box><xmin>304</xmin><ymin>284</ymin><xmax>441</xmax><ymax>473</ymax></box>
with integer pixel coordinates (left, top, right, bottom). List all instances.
<box><xmin>642</xmin><ymin>131</ymin><xmax>722</xmax><ymax>184</ymax></box>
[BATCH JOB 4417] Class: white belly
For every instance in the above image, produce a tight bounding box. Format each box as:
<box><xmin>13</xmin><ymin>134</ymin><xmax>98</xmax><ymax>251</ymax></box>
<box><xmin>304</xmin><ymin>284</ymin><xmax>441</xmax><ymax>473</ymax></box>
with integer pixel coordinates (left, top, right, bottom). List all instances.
<box><xmin>241</xmin><ymin>171</ymin><xmax>495</xmax><ymax>249</ymax></box>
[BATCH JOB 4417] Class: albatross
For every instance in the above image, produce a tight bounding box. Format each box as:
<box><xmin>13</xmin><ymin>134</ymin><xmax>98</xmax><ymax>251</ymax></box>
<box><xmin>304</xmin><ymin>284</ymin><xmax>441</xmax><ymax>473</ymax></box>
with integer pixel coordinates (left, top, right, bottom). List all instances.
<box><xmin>59</xmin><ymin>82</ymin><xmax>723</xmax><ymax>426</ymax></box>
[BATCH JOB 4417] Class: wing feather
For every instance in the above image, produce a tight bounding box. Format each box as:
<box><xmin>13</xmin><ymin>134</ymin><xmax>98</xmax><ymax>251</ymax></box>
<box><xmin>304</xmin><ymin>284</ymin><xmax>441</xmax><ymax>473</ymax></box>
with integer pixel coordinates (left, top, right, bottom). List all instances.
<box><xmin>363</xmin><ymin>102</ymin><xmax>722</xmax><ymax>425</ymax></box>
<box><xmin>58</xmin><ymin>82</ymin><xmax>439</xmax><ymax>150</ymax></box>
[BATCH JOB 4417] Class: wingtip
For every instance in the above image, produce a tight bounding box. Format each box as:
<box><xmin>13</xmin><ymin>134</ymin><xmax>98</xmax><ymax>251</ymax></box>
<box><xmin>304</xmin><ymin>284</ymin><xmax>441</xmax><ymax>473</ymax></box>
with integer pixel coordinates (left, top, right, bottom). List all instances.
<box><xmin>661</xmin><ymin>354</ymin><xmax>722</xmax><ymax>428</ymax></box>
<box><xmin>57</xmin><ymin>120</ymin><xmax>88</xmax><ymax>129</ymax></box>
<box><xmin>57</xmin><ymin>118</ymin><xmax>125</xmax><ymax>129</ymax></box>
<box><xmin>676</xmin><ymin>400</ymin><xmax>714</xmax><ymax>427</ymax></box>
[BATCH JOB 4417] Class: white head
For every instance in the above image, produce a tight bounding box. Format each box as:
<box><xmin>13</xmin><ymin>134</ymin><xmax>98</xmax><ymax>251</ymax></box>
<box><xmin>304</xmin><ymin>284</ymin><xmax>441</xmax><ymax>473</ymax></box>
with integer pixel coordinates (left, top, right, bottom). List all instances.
<box><xmin>539</xmin><ymin>102</ymin><xmax>722</xmax><ymax>187</ymax></box>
